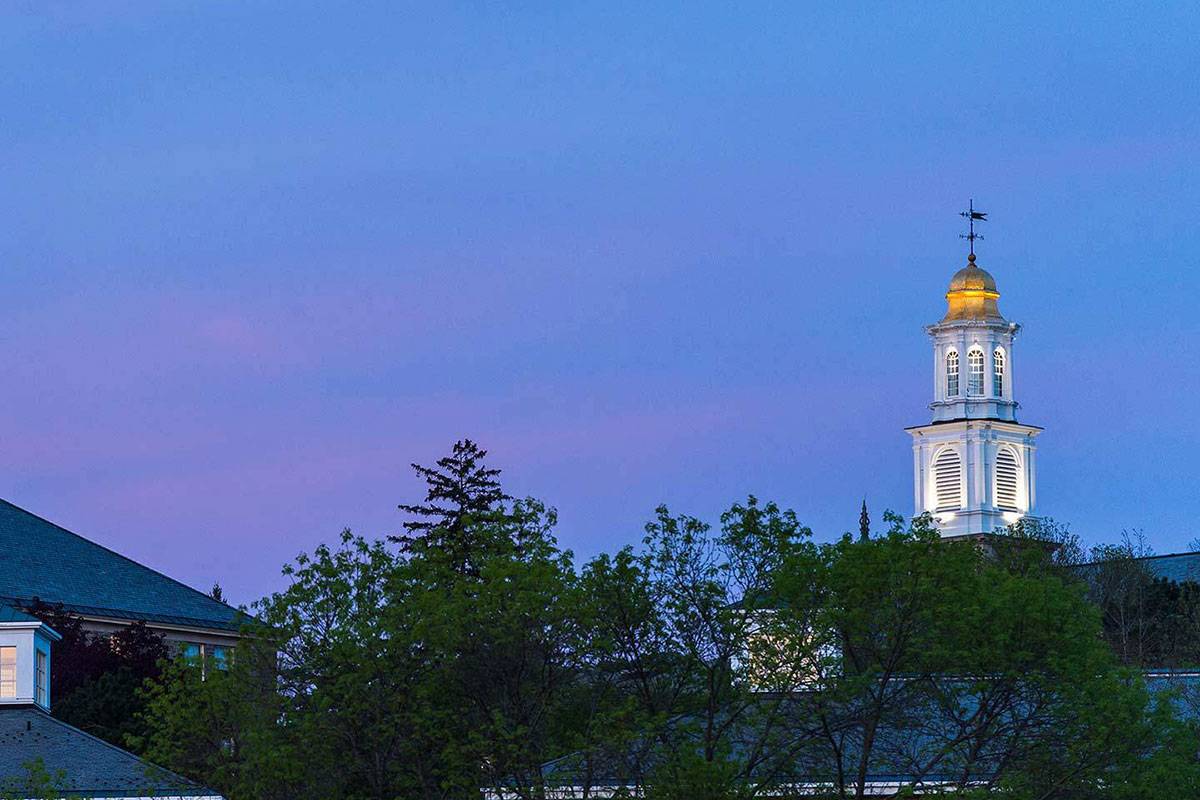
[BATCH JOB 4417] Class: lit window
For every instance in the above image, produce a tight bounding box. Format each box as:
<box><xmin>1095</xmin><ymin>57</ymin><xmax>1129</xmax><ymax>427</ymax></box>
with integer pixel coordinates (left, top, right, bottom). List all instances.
<box><xmin>0</xmin><ymin>648</ymin><xmax>13</xmax><ymax>698</ymax></box>
<box><xmin>946</xmin><ymin>350</ymin><xmax>959</xmax><ymax>397</ymax></box>
<box><xmin>35</xmin><ymin>650</ymin><xmax>47</xmax><ymax>707</ymax></box>
<box><xmin>181</xmin><ymin>643</ymin><xmax>232</xmax><ymax>679</ymax></box>
<box><xmin>967</xmin><ymin>349</ymin><xmax>984</xmax><ymax>396</ymax></box>
<box><xmin>933</xmin><ymin>449</ymin><xmax>962</xmax><ymax>511</ymax></box>
<box><xmin>993</xmin><ymin>349</ymin><xmax>1005</xmax><ymax>398</ymax></box>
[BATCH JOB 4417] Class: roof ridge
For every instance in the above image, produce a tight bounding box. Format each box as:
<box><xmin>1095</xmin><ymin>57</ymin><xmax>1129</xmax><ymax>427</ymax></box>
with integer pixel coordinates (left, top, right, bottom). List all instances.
<box><xmin>0</xmin><ymin>497</ymin><xmax>245</xmax><ymax>622</ymax></box>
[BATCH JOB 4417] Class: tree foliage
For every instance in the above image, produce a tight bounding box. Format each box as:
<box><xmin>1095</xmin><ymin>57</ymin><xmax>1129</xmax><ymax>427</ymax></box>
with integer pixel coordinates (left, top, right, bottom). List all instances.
<box><xmin>133</xmin><ymin>443</ymin><xmax>1200</xmax><ymax>799</ymax></box>
<box><xmin>393</xmin><ymin>438</ymin><xmax>511</xmax><ymax>577</ymax></box>
<box><xmin>27</xmin><ymin>602</ymin><xmax>168</xmax><ymax>750</ymax></box>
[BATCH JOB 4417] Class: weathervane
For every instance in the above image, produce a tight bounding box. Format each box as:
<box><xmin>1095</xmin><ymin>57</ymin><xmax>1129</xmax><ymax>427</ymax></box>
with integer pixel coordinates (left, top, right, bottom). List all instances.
<box><xmin>959</xmin><ymin>199</ymin><xmax>987</xmax><ymax>258</ymax></box>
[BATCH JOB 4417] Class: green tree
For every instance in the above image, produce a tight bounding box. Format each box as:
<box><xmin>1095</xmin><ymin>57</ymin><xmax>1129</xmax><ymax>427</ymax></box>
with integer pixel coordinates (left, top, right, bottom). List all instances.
<box><xmin>572</xmin><ymin>497</ymin><xmax>824</xmax><ymax>799</ymax></box>
<box><xmin>393</xmin><ymin>439</ymin><xmax>511</xmax><ymax>577</ymax></box>
<box><xmin>402</xmin><ymin>499</ymin><xmax>585</xmax><ymax>798</ymax></box>
<box><xmin>27</xmin><ymin>603</ymin><xmax>168</xmax><ymax>751</ymax></box>
<box><xmin>137</xmin><ymin>445</ymin><xmax>588</xmax><ymax>800</ymax></box>
<box><xmin>779</xmin><ymin>514</ymin><xmax>1200</xmax><ymax>799</ymax></box>
<box><xmin>133</xmin><ymin>458</ymin><xmax>1200</xmax><ymax>800</ymax></box>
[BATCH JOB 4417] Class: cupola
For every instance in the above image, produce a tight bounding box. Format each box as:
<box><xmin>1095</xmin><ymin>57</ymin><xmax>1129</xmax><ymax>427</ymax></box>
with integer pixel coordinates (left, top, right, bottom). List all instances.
<box><xmin>942</xmin><ymin>253</ymin><xmax>1005</xmax><ymax>322</ymax></box>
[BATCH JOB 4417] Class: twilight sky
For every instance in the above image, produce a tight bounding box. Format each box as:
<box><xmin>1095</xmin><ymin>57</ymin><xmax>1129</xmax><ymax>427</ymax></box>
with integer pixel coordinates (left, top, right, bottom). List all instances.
<box><xmin>0</xmin><ymin>4</ymin><xmax>1197</xmax><ymax>605</ymax></box>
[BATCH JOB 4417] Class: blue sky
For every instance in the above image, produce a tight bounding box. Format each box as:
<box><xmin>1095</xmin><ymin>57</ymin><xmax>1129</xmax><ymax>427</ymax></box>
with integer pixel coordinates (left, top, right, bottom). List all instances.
<box><xmin>0</xmin><ymin>3</ymin><xmax>1197</xmax><ymax>602</ymax></box>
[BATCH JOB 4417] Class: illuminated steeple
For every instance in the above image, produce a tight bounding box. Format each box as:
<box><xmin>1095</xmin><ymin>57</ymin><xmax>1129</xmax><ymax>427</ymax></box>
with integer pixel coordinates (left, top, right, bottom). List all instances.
<box><xmin>905</xmin><ymin>207</ymin><xmax>1043</xmax><ymax>538</ymax></box>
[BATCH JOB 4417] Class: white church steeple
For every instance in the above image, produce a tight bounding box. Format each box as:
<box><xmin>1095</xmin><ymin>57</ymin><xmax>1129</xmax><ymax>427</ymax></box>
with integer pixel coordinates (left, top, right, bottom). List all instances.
<box><xmin>906</xmin><ymin>218</ymin><xmax>1042</xmax><ymax>538</ymax></box>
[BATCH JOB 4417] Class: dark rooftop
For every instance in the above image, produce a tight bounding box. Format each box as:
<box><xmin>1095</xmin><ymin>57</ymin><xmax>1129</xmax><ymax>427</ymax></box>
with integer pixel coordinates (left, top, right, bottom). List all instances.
<box><xmin>0</xmin><ymin>604</ymin><xmax>47</xmax><ymax>625</ymax></box>
<box><xmin>0</xmin><ymin>499</ymin><xmax>245</xmax><ymax>632</ymax></box>
<box><xmin>1133</xmin><ymin>551</ymin><xmax>1200</xmax><ymax>585</ymax></box>
<box><xmin>0</xmin><ymin>706</ymin><xmax>219</xmax><ymax>797</ymax></box>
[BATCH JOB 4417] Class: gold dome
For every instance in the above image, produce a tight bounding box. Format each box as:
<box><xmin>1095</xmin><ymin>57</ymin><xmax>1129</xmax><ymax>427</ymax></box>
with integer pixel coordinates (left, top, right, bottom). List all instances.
<box><xmin>942</xmin><ymin>253</ymin><xmax>1004</xmax><ymax>322</ymax></box>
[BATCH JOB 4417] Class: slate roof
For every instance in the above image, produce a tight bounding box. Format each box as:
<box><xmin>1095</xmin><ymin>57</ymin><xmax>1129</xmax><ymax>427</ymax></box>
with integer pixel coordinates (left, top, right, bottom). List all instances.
<box><xmin>0</xmin><ymin>499</ymin><xmax>245</xmax><ymax>632</ymax></box>
<box><xmin>0</xmin><ymin>706</ymin><xmax>220</xmax><ymax>798</ymax></box>
<box><xmin>1133</xmin><ymin>551</ymin><xmax>1200</xmax><ymax>584</ymax></box>
<box><xmin>0</xmin><ymin>604</ymin><xmax>45</xmax><ymax>624</ymax></box>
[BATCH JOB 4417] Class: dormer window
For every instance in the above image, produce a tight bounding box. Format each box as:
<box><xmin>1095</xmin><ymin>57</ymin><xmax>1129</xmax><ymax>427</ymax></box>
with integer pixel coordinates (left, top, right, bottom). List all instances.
<box><xmin>0</xmin><ymin>607</ymin><xmax>60</xmax><ymax>709</ymax></box>
<box><xmin>946</xmin><ymin>350</ymin><xmax>960</xmax><ymax>397</ymax></box>
<box><xmin>967</xmin><ymin>349</ymin><xmax>985</xmax><ymax>397</ymax></box>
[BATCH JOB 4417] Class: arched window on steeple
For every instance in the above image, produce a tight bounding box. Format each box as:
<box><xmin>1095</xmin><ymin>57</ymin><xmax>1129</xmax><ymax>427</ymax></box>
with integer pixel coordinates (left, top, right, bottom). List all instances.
<box><xmin>993</xmin><ymin>348</ymin><xmax>1005</xmax><ymax>398</ymax></box>
<box><xmin>946</xmin><ymin>350</ymin><xmax>959</xmax><ymax>397</ymax></box>
<box><xmin>967</xmin><ymin>348</ymin><xmax>985</xmax><ymax>396</ymax></box>
<box><xmin>995</xmin><ymin>446</ymin><xmax>1020</xmax><ymax>511</ymax></box>
<box><xmin>933</xmin><ymin>448</ymin><xmax>962</xmax><ymax>512</ymax></box>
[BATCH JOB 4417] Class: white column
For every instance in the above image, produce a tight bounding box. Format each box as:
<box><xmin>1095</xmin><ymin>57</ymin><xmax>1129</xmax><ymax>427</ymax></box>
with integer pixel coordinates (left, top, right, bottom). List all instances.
<box><xmin>1026</xmin><ymin>442</ymin><xmax>1037</xmax><ymax>513</ymax></box>
<box><xmin>1008</xmin><ymin>338</ymin><xmax>1016</xmax><ymax>405</ymax></box>
<box><xmin>912</xmin><ymin>442</ymin><xmax>924</xmax><ymax>516</ymax></box>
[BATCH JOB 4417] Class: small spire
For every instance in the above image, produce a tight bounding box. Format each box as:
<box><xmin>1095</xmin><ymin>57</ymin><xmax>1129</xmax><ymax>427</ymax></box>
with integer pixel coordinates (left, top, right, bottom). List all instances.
<box><xmin>859</xmin><ymin>499</ymin><xmax>870</xmax><ymax>541</ymax></box>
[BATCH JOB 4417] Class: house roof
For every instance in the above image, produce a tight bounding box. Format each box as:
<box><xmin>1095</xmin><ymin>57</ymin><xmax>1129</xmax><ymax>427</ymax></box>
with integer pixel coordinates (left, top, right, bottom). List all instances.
<box><xmin>1133</xmin><ymin>551</ymin><xmax>1200</xmax><ymax>585</ymax></box>
<box><xmin>0</xmin><ymin>499</ymin><xmax>245</xmax><ymax>633</ymax></box>
<box><xmin>0</xmin><ymin>706</ymin><xmax>221</xmax><ymax>798</ymax></box>
<box><xmin>0</xmin><ymin>604</ymin><xmax>45</xmax><ymax>624</ymax></box>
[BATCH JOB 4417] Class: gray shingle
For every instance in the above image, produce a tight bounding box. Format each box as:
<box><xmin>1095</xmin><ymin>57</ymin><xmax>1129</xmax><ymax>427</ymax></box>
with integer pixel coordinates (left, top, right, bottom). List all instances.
<box><xmin>0</xmin><ymin>706</ymin><xmax>219</xmax><ymax>797</ymax></box>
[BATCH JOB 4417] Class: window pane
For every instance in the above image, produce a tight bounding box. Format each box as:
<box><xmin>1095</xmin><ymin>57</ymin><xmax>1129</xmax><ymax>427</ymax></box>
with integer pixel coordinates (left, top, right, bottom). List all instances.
<box><xmin>968</xmin><ymin>350</ymin><xmax>984</xmax><ymax>396</ymax></box>
<box><xmin>35</xmin><ymin>650</ymin><xmax>46</xmax><ymax>706</ymax></box>
<box><xmin>0</xmin><ymin>647</ymin><xmax>15</xmax><ymax>698</ymax></box>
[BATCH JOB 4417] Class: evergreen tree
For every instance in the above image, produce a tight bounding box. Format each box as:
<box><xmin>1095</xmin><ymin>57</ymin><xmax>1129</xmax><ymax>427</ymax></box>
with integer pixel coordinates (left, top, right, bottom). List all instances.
<box><xmin>393</xmin><ymin>439</ymin><xmax>511</xmax><ymax>575</ymax></box>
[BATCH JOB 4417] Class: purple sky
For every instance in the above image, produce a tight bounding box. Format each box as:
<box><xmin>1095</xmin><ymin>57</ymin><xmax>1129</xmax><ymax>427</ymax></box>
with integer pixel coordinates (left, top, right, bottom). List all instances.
<box><xmin>1</xmin><ymin>5</ymin><xmax>1198</xmax><ymax>605</ymax></box>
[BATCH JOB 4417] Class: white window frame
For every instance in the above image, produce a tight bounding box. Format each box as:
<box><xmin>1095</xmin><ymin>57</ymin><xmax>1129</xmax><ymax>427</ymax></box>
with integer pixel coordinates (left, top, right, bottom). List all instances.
<box><xmin>35</xmin><ymin>649</ymin><xmax>47</xmax><ymax>706</ymax></box>
<box><xmin>946</xmin><ymin>350</ymin><xmax>960</xmax><ymax>397</ymax></box>
<box><xmin>933</xmin><ymin>448</ymin><xmax>963</xmax><ymax>512</ymax></box>
<box><xmin>993</xmin><ymin>348</ymin><xmax>1005</xmax><ymax>399</ymax></box>
<box><xmin>967</xmin><ymin>348</ymin><xmax>985</xmax><ymax>397</ymax></box>
<box><xmin>995</xmin><ymin>446</ymin><xmax>1021</xmax><ymax>511</ymax></box>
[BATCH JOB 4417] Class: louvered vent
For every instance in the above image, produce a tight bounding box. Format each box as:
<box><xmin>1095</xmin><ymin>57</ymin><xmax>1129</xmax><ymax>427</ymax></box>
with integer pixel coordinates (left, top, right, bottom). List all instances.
<box><xmin>933</xmin><ymin>450</ymin><xmax>961</xmax><ymax>512</ymax></box>
<box><xmin>995</xmin><ymin>448</ymin><xmax>1019</xmax><ymax>511</ymax></box>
